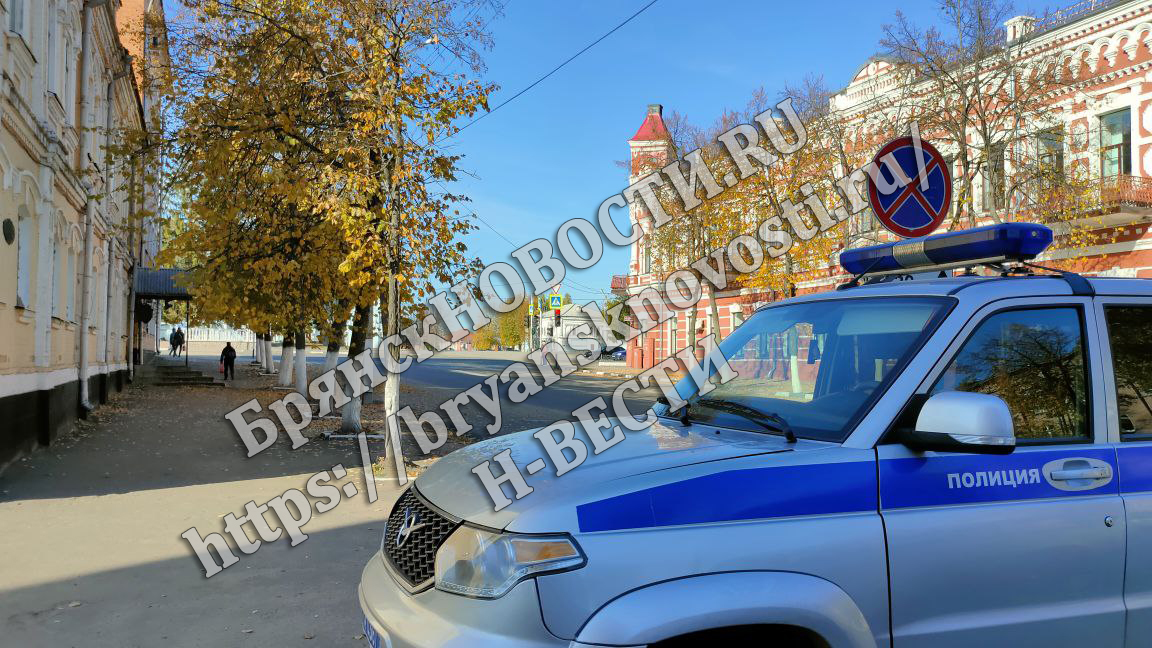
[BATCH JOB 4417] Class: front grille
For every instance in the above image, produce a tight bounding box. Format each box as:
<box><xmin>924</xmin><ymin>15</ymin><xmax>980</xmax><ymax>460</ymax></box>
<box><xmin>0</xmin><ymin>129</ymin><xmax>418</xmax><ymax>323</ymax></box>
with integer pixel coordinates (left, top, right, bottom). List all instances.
<box><xmin>382</xmin><ymin>488</ymin><xmax>458</xmax><ymax>588</ymax></box>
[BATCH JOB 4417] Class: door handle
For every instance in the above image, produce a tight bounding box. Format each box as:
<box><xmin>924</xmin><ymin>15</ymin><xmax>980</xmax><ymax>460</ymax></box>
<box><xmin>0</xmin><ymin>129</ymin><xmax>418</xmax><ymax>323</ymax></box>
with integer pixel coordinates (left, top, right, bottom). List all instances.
<box><xmin>1050</xmin><ymin>467</ymin><xmax>1111</xmax><ymax>481</ymax></box>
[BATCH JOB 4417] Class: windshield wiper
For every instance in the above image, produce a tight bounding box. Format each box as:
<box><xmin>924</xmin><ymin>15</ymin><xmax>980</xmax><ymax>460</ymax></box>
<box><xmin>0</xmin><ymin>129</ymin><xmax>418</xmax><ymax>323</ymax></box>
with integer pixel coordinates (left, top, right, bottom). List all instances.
<box><xmin>656</xmin><ymin>395</ymin><xmax>691</xmax><ymax>426</ymax></box>
<box><xmin>695</xmin><ymin>398</ymin><xmax>798</xmax><ymax>443</ymax></box>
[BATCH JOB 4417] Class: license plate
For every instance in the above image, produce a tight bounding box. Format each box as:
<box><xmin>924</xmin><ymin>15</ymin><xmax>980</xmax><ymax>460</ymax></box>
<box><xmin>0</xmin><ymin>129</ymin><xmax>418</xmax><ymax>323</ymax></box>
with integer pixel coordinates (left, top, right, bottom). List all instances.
<box><xmin>362</xmin><ymin>616</ymin><xmax>383</xmax><ymax>648</ymax></box>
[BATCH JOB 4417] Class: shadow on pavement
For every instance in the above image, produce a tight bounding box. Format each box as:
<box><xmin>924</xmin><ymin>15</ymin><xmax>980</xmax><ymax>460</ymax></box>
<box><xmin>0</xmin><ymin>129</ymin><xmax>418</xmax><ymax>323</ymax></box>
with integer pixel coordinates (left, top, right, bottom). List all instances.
<box><xmin>0</xmin><ymin>373</ymin><xmax>388</xmax><ymax>502</ymax></box>
<box><xmin>0</xmin><ymin>518</ymin><xmax>389</xmax><ymax>648</ymax></box>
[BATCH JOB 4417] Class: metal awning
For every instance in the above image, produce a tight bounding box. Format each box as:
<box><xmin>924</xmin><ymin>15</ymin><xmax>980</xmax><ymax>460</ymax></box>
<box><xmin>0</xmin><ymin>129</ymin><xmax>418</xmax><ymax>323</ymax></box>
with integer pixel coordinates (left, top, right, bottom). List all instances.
<box><xmin>135</xmin><ymin>267</ymin><xmax>192</xmax><ymax>300</ymax></box>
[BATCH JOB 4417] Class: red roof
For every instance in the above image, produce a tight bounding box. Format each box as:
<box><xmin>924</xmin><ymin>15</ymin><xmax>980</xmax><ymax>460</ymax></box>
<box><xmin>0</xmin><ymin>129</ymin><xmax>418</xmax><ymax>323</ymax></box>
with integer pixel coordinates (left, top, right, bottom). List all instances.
<box><xmin>630</xmin><ymin>104</ymin><xmax>669</xmax><ymax>142</ymax></box>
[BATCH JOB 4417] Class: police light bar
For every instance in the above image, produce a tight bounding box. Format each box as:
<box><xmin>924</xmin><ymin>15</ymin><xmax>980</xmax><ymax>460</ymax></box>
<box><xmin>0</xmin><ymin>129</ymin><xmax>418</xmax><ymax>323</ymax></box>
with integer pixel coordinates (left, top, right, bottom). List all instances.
<box><xmin>840</xmin><ymin>223</ymin><xmax>1053</xmax><ymax>276</ymax></box>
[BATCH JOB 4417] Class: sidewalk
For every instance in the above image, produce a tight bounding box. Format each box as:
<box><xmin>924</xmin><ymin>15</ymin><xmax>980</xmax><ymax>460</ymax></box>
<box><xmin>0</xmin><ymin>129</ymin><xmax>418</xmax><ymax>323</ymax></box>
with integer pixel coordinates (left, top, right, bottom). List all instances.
<box><xmin>0</xmin><ymin>357</ymin><xmax>404</xmax><ymax>648</ymax></box>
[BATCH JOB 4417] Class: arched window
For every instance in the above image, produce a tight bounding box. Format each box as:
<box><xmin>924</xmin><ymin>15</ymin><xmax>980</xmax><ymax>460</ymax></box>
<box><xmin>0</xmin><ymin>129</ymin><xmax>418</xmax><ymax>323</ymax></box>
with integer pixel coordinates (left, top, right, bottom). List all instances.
<box><xmin>65</xmin><ymin>45</ymin><xmax>76</xmax><ymax>124</ymax></box>
<box><xmin>52</xmin><ymin>215</ymin><xmax>69</xmax><ymax>319</ymax></box>
<box><xmin>16</xmin><ymin>205</ymin><xmax>33</xmax><ymax>309</ymax></box>
<box><xmin>91</xmin><ymin>246</ymin><xmax>106</xmax><ymax>325</ymax></box>
<box><xmin>52</xmin><ymin>243</ymin><xmax>61</xmax><ymax>317</ymax></box>
<box><xmin>46</xmin><ymin>9</ymin><xmax>57</xmax><ymax>95</ymax></box>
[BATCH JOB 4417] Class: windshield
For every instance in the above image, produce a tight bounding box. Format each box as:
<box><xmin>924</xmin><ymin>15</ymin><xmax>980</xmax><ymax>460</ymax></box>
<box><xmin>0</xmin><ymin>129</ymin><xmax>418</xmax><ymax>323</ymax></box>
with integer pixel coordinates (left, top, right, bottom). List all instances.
<box><xmin>663</xmin><ymin>297</ymin><xmax>951</xmax><ymax>442</ymax></box>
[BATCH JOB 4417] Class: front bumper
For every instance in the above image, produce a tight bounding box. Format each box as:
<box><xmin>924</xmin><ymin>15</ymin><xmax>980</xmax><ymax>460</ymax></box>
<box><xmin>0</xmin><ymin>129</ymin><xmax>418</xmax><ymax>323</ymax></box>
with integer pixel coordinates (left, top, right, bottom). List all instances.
<box><xmin>358</xmin><ymin>552</ymin><xmax>571</xmax><ymax>648</ymax></box>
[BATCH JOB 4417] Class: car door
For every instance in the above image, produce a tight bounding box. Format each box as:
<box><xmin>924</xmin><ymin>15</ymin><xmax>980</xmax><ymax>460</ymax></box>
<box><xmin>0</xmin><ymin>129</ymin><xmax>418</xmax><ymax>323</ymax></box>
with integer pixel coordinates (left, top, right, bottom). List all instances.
<box><xmin>1096</xmin><ymin>298</ymin><xmax>1152</xmax><ymax>645</ymax></box>
<box><xmin>877</xmin><ymin>297</ymin><xmax>1126</xmax><ymax>647</ymax></box>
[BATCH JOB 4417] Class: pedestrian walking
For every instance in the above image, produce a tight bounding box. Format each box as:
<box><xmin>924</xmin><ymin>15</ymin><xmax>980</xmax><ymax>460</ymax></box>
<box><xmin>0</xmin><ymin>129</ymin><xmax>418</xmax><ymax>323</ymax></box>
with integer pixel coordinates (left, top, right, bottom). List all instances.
<box><xmin>174</xmin><ymin>328</ymin><xmax>185</xmax><ymax>357</ymax></box>
<box><xmin>169</xmin><ymin>329</ymin><xmax>178</xmax><ymax>356</ymax></box>
<box><xmin>220</xmin><ymin>342</ymin><xmax>237</xmax><ymax>380</ymax></box>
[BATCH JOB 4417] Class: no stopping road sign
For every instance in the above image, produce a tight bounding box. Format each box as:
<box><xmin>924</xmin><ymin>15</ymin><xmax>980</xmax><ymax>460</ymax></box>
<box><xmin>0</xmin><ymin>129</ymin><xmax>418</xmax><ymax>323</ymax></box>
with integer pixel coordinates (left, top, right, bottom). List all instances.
<box><xmin>866</xmin><ymin>136</ymin><xmax>952</xmax><ymax>238</ymax></box>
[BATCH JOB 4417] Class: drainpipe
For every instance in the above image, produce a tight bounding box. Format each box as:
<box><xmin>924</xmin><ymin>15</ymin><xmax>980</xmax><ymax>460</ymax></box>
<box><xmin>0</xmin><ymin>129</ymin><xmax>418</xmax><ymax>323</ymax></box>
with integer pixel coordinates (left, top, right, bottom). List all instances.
<box><xmin>77</xmin><ymin>0</ymin><xmax>121</xmax><ymax>411</ymax></box>
<box><xmin>126</xmin><ymin>156</ymin><xmax>138</xmax><ymax>380</ymax></box>
<box><xmin>77</xmin><ymin>0</ymin><xmax>96</xmax><ymax>412</ymax></box>
<box><xmin>102</xmin><ymin>237</ymin><xmax>113</xmax><ymax>366</ymax></box>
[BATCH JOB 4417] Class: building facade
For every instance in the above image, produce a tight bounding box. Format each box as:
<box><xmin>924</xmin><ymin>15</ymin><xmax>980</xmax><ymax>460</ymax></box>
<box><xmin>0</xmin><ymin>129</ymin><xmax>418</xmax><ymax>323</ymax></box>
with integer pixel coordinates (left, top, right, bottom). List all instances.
<box><xmin>0</xmin><ymin>0</ymin><xmax>166</xmax><ymax>471</ymax></box>
<box><xmin>615</xmin><ymin>0</ymin><xmax>1152</xmax><ymax>369</ymax></box>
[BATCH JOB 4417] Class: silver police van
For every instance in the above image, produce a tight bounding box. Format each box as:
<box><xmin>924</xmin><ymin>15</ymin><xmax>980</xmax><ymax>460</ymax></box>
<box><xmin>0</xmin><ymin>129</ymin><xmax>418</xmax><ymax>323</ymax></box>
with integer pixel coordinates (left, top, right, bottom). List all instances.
<box><xmin>359</xmin><ymin>223</ymin><xmax>1152</xmax><ymax>647</ymax></box>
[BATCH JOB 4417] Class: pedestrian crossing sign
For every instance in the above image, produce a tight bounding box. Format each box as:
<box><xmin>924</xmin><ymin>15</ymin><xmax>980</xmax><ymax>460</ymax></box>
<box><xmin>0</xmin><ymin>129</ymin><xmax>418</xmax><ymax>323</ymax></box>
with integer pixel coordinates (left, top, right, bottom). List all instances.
<box><xmin>549</xmin><ymin>294</ymin><xmax>562</xmax><ymax>309</ymax></box>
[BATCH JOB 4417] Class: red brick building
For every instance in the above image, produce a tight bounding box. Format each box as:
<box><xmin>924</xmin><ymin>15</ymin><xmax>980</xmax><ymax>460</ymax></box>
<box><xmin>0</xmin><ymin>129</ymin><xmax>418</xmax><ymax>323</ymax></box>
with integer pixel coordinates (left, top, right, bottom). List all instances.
<box><xmin>614</xmin><ymin>0</ymin><xmax>1152</xmax><ymax>370</ymax></box>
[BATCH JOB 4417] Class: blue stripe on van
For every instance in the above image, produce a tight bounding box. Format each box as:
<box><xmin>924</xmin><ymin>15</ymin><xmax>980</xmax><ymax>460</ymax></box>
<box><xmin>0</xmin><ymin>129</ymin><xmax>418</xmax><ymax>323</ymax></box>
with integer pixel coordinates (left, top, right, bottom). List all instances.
<box><xmin>1118</xmin><ymin>445</ymin><xmax>1152</xmax><ymax>494</ymax></box>
<box><xmin>879</xmin><ymin>447</ymin><xmax>1118</xmax><ymax>509</ymax></box>
<box><xmin>575</xmin><ymin>461</ymin><xmax>877</xmax><ymax>533</ymax></box>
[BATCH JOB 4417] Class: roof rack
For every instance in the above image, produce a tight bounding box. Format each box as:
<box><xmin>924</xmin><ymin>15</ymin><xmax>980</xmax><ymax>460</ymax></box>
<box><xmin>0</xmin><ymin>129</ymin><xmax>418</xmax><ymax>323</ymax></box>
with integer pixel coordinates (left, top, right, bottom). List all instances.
<box><xmin>1021</xmin><ymin>261</ymin><xmax>1095</xmax><ymax>296</ymax></box>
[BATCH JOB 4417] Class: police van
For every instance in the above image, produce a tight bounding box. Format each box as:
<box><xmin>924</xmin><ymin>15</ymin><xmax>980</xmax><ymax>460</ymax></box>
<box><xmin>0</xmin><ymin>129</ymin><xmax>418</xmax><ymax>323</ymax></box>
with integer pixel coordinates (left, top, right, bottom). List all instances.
<box><xmin>359</xmin><ymin>222</ymin><xmax>1152</xmax><ymax>648</ymax></box>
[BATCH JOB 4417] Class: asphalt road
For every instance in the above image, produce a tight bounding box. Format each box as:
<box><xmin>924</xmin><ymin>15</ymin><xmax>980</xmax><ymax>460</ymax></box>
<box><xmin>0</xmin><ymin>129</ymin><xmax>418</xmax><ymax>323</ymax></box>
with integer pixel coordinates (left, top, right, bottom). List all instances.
<box><xmin>188</xmin><ymin>350</ymin><xmax>658</xmax><ymax>436</ymax></box>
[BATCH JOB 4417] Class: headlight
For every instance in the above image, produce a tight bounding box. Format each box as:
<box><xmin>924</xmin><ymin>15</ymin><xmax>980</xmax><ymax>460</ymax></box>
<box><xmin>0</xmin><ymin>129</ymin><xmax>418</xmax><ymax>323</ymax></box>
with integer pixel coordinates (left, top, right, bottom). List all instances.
<box><xmin>434</xmin><ymin>525</ymin><xmax>585</xmax><ymax>599</ymax></box>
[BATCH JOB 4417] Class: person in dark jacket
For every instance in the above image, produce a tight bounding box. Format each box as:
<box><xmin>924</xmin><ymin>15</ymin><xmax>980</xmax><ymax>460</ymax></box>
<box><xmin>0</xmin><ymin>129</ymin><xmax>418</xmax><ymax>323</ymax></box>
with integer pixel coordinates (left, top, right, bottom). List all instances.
<box><xmin>220</xmin><ymin>342</ymin><xmax>237</xmax><ymax>380</ymax></box>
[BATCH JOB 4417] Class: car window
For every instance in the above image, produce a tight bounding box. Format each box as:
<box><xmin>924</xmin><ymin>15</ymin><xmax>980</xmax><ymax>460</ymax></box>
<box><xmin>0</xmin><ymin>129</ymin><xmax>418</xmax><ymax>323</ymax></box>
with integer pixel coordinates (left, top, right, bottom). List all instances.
<box><xmin>672</xmin><ymin>297</ymin><xmax>949</xmax><ymax>442</ymax></box>
<box><xmin>1103</xmin><ymin>305</ymin><xmax>1152</xmax><ymax>440</ymax></box>
<box><xmin>930</xmin><ymin>307</ymin><xmax>1090</xmax><ymax>441</ymax></box>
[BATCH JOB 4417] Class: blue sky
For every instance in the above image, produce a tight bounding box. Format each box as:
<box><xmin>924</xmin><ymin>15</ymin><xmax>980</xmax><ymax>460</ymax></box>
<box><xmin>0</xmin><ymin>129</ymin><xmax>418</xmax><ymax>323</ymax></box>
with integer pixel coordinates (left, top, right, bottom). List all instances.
<box><xmin>444</xmin><ymin>0</ymin><xmax>1054</xmax><ymax>303</ymax></box>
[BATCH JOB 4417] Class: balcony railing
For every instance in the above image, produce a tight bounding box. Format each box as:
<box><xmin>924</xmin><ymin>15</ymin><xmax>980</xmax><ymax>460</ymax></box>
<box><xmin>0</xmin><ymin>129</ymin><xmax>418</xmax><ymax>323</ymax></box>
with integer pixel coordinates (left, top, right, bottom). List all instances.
<box><xmin>1100</xmin><ymin>175</ymin><xmax>1152</xmax><ymax>207</ymax></box>
<box><xmin>610</xmin><ymin>274</ymin><xmax>628</xmax><ymax>294</ymax></box>
<box><xmin>1032</xmin><ymin>0</ymin><xmax>1124</xmax><ymax>35</ymax></box>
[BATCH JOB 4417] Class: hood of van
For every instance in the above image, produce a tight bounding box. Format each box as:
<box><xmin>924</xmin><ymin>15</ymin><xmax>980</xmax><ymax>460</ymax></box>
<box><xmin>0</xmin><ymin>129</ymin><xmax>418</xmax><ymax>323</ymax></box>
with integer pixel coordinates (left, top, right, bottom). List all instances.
<box><xmin>412</xmin><ymin>418</ymin><xmax>821</xmax><ymax>531</ymax></box>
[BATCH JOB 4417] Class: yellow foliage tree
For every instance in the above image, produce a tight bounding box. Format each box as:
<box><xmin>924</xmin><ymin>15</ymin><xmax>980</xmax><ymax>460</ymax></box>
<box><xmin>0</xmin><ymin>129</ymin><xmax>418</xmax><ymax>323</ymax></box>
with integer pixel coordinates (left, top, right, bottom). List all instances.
<box><xmin>149</xmin><ymin>0</ymin><xmax>501</xmax><ymax>432</ymax></box>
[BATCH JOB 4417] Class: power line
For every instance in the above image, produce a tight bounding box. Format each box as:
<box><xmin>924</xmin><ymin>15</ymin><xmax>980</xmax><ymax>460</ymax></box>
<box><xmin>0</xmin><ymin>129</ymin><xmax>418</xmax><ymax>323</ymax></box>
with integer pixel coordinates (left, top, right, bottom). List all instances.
<box><xmin>424</xmin><ymin>1</ymin><xmax>506</xmax><ymax>71</ymax></box>
<box><xmin>465</xmin><ymin>209</ymin><xmax>606</xmax><ymax>296</ymax></box>
<box><xmin>432</xmin><ymin>180</ymin><xmax>604</xmax><ymax>294</ymax></box>
<box><xmin>470</xmin><ymin>210</ymin><xmax>519</xmax><ymax>248</ymax></box>
<box><xmin>454</xmin><ymin>0</ymin><xmax>661</xmax><ymax>135</ymax></box>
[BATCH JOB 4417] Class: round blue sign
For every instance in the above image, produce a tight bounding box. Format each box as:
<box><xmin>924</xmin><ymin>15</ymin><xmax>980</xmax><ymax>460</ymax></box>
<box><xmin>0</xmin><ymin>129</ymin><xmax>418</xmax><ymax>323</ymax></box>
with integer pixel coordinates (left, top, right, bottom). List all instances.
<box><xmin>866</xmin><ymin>136</ymin><xmax>952</xmax><ymax>238</ymax></box>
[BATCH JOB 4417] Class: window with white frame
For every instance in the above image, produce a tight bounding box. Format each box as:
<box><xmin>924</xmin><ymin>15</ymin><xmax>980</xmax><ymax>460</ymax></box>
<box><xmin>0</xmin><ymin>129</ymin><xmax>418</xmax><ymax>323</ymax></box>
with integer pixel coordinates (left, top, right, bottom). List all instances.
<box><xmin>1100</xmin><ymin>108</ymin><xmax>1132</xmax><ymax>178</ymax></box>
<box><xmin>9</xmin><ymin>0</ymin><xmax>24</xmax><ymax>34</ymax></box>
<box><xmin>91</xmin><ymin>251</ymin><xmax>108</xmax><ymax>327</ymax></box>
<box><xmin>52</xmin><ymin>244</ymin><xmax>62</xmax><ymax>318</ymax></box>
<box><xmin>65</xmin><ymin>249</ymin><xmax>76</xmax><ymax>321</ymax></box>
<box><xmin>46</xmin><ymin>15</ymin><xmax>57</xmax><ymax>95</ymax></box>
<box><xmin>65</xmin><ymin>46</ymin><xmax>77</xmax><ymax>124</ymax></box>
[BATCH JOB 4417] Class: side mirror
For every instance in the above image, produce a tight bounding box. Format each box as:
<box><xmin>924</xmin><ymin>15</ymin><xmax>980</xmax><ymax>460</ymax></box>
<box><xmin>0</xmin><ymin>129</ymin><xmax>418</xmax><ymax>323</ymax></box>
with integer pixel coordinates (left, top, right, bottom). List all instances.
<box><xmin>900</xmin><ymin>391</ymin><xmax>1015</xmax><ymax>454</ymax></box>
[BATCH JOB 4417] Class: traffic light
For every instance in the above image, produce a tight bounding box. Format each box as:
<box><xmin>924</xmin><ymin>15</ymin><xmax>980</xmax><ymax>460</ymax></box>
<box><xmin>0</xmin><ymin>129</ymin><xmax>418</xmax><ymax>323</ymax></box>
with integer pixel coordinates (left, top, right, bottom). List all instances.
<box><xmin>554</xmin><ymin>309</ymin><xmax>561</xmax><ymax>328</ymax></box>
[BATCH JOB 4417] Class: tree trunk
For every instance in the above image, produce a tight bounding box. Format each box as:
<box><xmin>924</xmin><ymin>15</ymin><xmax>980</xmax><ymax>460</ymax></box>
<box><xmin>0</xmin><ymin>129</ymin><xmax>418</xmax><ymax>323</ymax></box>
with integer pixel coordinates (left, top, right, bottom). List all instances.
<box><xmin>707</xmin><ymin>284</ymin><xmax>723</xmax><ymax>344</ymax></box>
<box><xmin>384</xmin><ymin>274</ymin><xmax>400</xmax><ymax>443</ymax></box>
<box><xmin>254</xmin><ymin>333</ymin><xmax>263</xmax><ymax>365</ymax></box>
<box><xmin>379</xmin><ymin>75</ymin><xmax>405</xmax><ymax>480</ymax></box>
<box><xmin>324</xmin><ymin>310</ymin><xmax>348</xmax><ymax>372</ymax></box>
<box><xmin>1128</xmin><ymin>379</ymin><xmax>1152</xmax><ymax>418</ymax></box>
<box><xmin>340</xmin><ymin>305</ymin><xmax>372</xmax><ymax>434</ymax></box>
<box><xmin>322</xmin><ymin>341</ymin><xmax>338</xmax><ymax>371</ymax></box>
<box><xmin>278</xmin><ymin>334</ymin><xmax>295</xmax><ymax>386</ymax></box>
<box><xmin>294</xmin><ymin>331</ymin><xmax>308</xmax><ymax>395</ymax></box>
<box><xmin>372</xmin><ymin>297</ymin><xmax>389</xmax><ymax>395</ymax></box>
<box><xmin>263</xmin><ymin>334</ymin><xmax>275</xmax><ymax>374</ymax></box>
<box><xmin>687</xmin><ymin>307</ymin><xmax>699</xmax><ymax>363</ymax></box>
